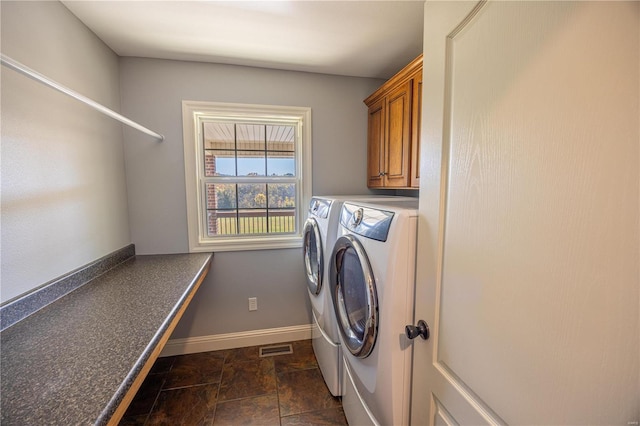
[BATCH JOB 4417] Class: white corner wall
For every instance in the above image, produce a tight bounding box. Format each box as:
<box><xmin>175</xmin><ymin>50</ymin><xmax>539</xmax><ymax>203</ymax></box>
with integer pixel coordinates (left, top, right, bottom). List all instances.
<box><xmin>119</xmin><ymin>58</ymin><xmax>384</xmax><ymax>338</ymax></box>
<box><xmin>1</xmin><ymin>1</ymin><xmax>131</xmax><ymax>303</ymax></box>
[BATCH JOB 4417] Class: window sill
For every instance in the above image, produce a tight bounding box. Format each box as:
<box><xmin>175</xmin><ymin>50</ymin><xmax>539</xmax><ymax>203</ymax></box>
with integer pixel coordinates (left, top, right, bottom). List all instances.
<box><xmin>189</xmin><ymin>235</ymin><xmax>303</xmax><ymax>252</ymax></box>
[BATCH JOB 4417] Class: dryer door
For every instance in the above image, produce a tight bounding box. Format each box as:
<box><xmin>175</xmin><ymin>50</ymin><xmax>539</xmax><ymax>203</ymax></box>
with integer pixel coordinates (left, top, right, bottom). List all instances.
<box><xmin>330</xmin><ymin>234</ymin><xmax>378</xmax><ymax>358</ymax></box>
<box><xmin>303</xmin><ymin>218</ymin><xmax>323</xmax><ymax>295</ymax></box>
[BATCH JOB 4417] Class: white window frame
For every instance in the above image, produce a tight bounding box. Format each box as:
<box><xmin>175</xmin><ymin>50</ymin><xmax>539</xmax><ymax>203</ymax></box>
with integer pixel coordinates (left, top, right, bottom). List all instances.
<box><xmin>182</xmin><ymin>100</ymin><xmax>312</xmax><ymax>252</ymax></box>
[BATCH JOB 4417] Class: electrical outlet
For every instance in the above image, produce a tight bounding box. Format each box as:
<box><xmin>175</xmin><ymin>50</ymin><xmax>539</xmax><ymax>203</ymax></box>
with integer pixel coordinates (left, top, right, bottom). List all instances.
<box><xmin>248</xmin><ymin>297</ymin><xmax>258</xmax><ymax>311</ymax></box>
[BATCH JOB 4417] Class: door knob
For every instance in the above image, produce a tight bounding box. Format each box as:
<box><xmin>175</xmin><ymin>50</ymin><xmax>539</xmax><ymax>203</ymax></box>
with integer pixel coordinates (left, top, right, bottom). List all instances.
<box><xmin>405</xmin><ymin>320</ymin><xmax>430</xmax><ymax>340</ymax></box>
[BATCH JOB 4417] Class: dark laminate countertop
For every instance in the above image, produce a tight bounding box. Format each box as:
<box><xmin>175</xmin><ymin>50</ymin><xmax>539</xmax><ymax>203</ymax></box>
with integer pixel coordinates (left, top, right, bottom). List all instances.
<box><xmin>0</xmin><ymin>252</ymin><xmax>213</xmax><ymax>426</ymax></box>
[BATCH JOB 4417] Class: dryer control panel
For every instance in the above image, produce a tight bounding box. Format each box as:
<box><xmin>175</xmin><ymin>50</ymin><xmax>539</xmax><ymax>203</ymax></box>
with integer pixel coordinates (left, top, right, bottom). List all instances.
<box><xmin>340</xmin><ymin>203</ymin><xmax>394</xmax><ymax>242</ymax></box>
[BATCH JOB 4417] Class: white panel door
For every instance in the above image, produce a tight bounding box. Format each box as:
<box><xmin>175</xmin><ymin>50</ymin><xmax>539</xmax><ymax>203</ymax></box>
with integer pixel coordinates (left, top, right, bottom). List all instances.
<box><xmin>412</xmin><ymin>1</ymin><xmax>639</xmax><ymax>425</ymax></box>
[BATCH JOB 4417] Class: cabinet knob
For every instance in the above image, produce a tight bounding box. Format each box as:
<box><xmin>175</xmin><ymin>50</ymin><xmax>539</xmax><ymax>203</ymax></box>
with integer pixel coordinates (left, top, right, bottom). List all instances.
<box><xmin>379</xmin><ymin>172</ymin><xmax>386</xmax><ymax>177</ymax></box>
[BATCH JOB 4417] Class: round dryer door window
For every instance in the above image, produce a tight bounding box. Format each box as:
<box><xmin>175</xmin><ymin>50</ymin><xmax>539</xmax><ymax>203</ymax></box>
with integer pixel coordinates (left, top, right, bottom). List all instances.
<box><xmin>303</xmin><ymin>218</ymin><xmax>323</xmax><ymax>295</ymax></box>
<box><xmin>330</xmin><ymin>234</ymin><xmax>378</xmax><ymax>358</ymax></box>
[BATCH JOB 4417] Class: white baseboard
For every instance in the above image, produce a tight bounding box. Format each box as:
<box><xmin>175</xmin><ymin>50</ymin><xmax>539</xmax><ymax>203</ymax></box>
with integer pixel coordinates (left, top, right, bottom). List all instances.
<box><xmin>159</xmin><ymin>324</ymin><xmax>313</xmax><ymax>357</ymax></box>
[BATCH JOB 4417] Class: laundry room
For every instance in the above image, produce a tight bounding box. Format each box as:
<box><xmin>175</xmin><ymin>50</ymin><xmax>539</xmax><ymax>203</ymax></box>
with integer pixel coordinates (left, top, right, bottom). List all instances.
<box><xmin>1</xmin><ymin>1</ymin><xmax>638</xmax><ymax>425</ymax></box>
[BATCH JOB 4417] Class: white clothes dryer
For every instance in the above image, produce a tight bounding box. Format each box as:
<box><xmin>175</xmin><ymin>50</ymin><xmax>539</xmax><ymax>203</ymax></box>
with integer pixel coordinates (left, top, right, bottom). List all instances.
<box><xmin>329</xmin><ymin>199</ymin><xmax>418</xmax><ymax>425</ymax></box>
<box><xmin>302</xmin><ymin>195</ymin><xmax>413</xmax><ymax>396</ymax></box>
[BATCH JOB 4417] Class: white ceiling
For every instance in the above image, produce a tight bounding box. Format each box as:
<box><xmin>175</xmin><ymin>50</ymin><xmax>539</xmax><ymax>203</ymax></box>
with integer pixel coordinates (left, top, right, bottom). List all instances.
<box><xmin>62</xmin><ymin>1</ymin><xmax>424</xmax><ymax>80</ymax></box>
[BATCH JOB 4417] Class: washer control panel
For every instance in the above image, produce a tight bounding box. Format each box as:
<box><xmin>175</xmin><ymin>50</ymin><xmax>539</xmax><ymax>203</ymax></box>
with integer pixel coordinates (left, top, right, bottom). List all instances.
<box><xmin>308</xmin><ymin>197</ymin><xmax>332</xmax><ymax>219</ymax></box>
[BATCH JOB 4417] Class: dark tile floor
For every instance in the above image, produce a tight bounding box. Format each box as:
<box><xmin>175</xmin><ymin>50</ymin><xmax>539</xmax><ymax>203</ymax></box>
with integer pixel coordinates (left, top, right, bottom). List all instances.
<box><xmin>119</xmin><ymin>340</ymin><xmax>348</xmax><ymax>425</ymax></box>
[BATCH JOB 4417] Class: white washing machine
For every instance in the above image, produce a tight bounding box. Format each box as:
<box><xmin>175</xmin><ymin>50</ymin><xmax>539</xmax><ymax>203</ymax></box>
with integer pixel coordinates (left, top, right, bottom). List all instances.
<box><xmin>302</xmin><ymin>195</ymin><xmax>414</xmax><ymax>396</ymax></box>
<box><xmin>329</xmin><ymin>199</ymin><xmax>418</xmax><ymax>425</ymax></box>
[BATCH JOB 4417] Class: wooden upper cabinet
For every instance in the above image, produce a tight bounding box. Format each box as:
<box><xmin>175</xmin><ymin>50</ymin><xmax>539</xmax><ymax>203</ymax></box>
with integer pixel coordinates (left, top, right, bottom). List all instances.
<box><xmin>364</xmin><ymin>54</ymin><xmax>422</xmax><ymax>189</ymax></box>
<box><xmin>385</xmin><ymin>80</ymin><xmax>412</xmax><ymax>187</ymax></box>
<box><xmin>367</xmin><ymin>97</ymin><xmax>385</xmax><ymax>188</ymax></box>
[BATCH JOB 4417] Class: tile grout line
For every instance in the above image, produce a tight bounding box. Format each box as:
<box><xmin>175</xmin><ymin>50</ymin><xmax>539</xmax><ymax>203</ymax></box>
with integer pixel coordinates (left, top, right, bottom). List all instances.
<box><xmin>140</xmin><ymin>357</ymin><xmax>173</xmax><ymax>425</ymax></box>
<box><xmin>275</xmin><ymin>354</ymin><xmax>283</xmax><ymax>426</ymax></box>
<box><xmin>145</xmin><ymin>366</ymin><xmax>169</xmax><ymax>424</ymax></box>
<box><xmin>212</xmin><ymin>350</ymin><xmax>226</xmax><ymax>425</ymax></box>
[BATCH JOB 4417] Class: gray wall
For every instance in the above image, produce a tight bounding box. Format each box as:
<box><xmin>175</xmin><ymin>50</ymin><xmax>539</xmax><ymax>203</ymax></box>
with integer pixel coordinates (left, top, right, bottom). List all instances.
<box><xmin>119</xmin><ymin>58</ymin><xmax>384</xmax><ymax>337</ymax></box>
<box><xmin>0</xmin><ymin>0</ymin><xmax>386</xmax><ymax>336</ymax></box>
<box><xmin>0</xmin><ymin>1</ymin><xmax>130</xmax><ymax>304</ymax></box>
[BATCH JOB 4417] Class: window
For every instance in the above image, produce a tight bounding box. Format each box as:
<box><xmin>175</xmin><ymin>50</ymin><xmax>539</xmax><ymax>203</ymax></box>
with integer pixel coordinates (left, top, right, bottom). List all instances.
<box><xmin>182</xmin><ymin>101</ymin><xmax>312</xmax><ymax>252</ymax></box>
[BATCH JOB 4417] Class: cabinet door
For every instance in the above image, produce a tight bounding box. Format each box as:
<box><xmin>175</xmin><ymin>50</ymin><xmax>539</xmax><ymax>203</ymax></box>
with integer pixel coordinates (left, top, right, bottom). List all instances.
<box><xmin>384</xmin><ymin>80</ymin><xmax>412</xmax><ymax>187</ymax></box>
<box><xmin>411</xmin><ymin>71</ymin><xmax>422</xmax><ymax>188</ymax></box>
<box><xmin>367</xmin><ymin>98</ymin><xmax>385</xmax><ymax>188</ymax></box>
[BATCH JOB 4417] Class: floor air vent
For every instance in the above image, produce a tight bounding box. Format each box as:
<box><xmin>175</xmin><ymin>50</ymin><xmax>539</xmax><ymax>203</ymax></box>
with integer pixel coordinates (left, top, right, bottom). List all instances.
<box><xmin>259</xmin><ymin>344</ymin><xmax>293</xmax><ymax>357</ymax></box>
